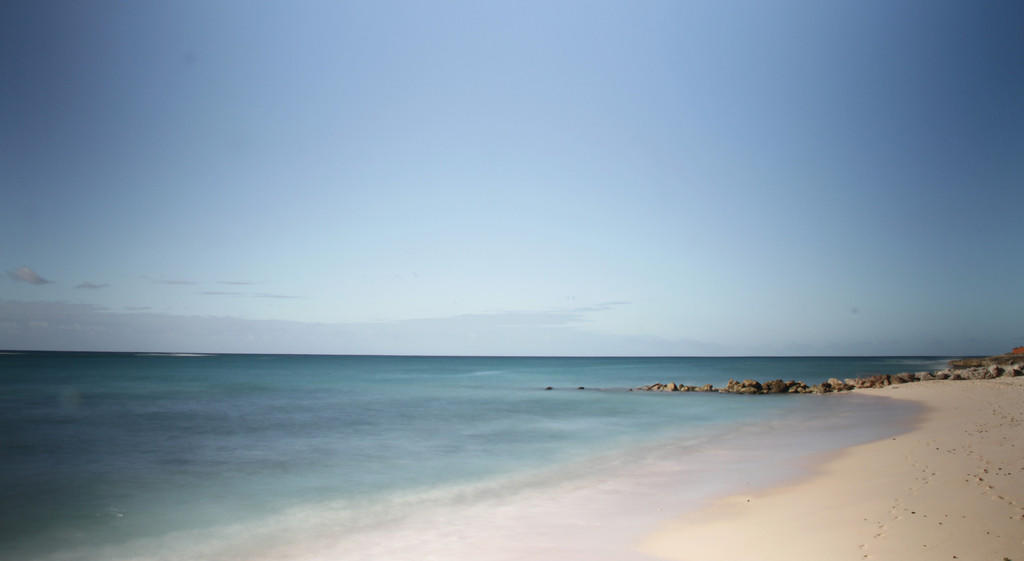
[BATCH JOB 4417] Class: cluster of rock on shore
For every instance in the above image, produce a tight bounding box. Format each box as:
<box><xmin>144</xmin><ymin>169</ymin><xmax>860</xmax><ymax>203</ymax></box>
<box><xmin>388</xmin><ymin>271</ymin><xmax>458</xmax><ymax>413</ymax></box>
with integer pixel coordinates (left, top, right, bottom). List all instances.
<box><xmin>635</xmin><ymin>360</ymin><xmax>1024</xmax><ymax>395</ymax></box>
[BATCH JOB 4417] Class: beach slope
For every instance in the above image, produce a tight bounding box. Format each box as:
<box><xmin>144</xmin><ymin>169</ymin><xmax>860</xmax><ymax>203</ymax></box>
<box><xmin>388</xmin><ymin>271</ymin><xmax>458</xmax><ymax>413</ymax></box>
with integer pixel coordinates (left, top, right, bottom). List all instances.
<box><xmin>638</xmin><ymin>377</ymin><xmax>1024</xmax><ymax>561</ymax></box>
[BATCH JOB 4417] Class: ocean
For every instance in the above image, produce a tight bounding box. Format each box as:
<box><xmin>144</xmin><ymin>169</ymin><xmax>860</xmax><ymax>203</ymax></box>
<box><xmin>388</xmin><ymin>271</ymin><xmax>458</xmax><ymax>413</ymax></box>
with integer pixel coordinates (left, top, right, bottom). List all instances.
<box><xmin>0</xmin><ymin>353</ymin><xmax>940</xmax><ymax>560</ymax></box>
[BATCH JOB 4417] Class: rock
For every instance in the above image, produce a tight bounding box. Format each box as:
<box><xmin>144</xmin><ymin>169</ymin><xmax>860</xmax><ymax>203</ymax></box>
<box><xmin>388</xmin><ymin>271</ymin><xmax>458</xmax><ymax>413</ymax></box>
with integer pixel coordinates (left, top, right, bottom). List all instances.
<box><xmin>891</xmin><ymin>372</ymin><xmax>915</xmax><ymax>384</ymax></box>
<box><xmin>544</xmin><ymin>386</ymin><xmax>552</xmax><ymax>390</ymax></box>
<box><xmin>698</xmin><ymin>383</ymin><xmax>715</xmax><ymax>392</ymax></box>
<box><xmin>960</xmin><ymin>367</ymin><xmax>981</xmax><ymax>380</ymax></box>
<box><xmin>852</xmin><ymin>375</ymin><xmax>886</xmax><ymax>389</ymax></box>
<box><xmin>990</xmin><ymin>365</ymin><xmax>1005</xmax><ymax>378</ymax></box>
<box><xmin>577</xmin><ymin>386</ymin><xmax>585</xmax><ymax>390</ymax></box>
<box><xmin>740</xmin><ymin>379</ymin><xmax>763</xmax><ymax>392</ymax></box>
<box><xmin>763</xmin><ymin>379</ymin><xmax>789</xmax><ymax>394</ymax></box>
<box><xmin>827</xmin><ymin>378</ymin><xmax>853</xmax><ymax>392</ymax></box>
<box><xmin>737</xmin><ymin>386</ymin><xmax>760</xmax><ymax>394</ymax></box>
<box><xmin>665</xmin><ymin>382</ymin><xmax>678</xmax><ymax>392</ymax></box>
<box><xmin>960</xmin><ymin>367</ymin><xmax>993</xmax><ymax>380</ymax></box>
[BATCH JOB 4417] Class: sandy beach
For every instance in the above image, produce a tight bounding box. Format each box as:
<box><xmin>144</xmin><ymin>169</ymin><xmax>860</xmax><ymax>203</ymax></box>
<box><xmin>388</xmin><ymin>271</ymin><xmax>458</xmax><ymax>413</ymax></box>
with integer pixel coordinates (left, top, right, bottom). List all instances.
<box><xmin>638</xmin><ymin>376</ymin><xmax>1024</xmax><ymax>561</ymax></box>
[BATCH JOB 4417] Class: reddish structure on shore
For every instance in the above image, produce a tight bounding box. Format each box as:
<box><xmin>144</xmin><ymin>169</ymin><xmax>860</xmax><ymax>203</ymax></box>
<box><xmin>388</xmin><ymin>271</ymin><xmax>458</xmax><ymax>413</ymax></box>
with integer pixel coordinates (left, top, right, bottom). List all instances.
<box><xmin>1013</xmin><ymin>346</ymin><xmax>1024</xmax><ymax>355</ymax></box>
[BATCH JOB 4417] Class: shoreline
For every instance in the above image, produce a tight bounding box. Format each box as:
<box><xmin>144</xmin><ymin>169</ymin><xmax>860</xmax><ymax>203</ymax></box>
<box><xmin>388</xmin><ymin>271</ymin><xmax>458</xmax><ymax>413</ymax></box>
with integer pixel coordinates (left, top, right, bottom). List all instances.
<box><xmin>637</xmin><ymin>377</ymin><xmax>1024</xmax><ymax>561</ymax></box>
<box><xmin>0</xmin><ymin>355</ymin><xmax>944</xmax><ymax>561</ymax></box>
<box><xmin>232</xmin><ymin>392</ymin><xmax>916</xmax><ymax>561</ymax></box>
<box><xmin>634</xmin><ymin>359</ymin><xmax>1022</xmax><ymax>394</ymax></box>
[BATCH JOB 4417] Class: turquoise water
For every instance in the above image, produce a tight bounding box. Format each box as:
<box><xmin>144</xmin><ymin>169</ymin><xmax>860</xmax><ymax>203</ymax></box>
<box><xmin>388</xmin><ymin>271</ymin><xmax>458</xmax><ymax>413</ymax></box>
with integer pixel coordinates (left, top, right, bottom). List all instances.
<box><xmin>0</xmin><ymin>353</ymin><xmax>938</xmax><ymax>560</ymax></box>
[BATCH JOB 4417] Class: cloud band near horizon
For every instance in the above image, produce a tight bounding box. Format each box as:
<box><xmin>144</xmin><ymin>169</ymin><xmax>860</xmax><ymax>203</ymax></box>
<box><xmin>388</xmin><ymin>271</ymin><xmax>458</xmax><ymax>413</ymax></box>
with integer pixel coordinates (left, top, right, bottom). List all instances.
<box><xmin>7</xmin><ymin>267</ymin><xmax>52</xmax><ymax>285</ymax></box>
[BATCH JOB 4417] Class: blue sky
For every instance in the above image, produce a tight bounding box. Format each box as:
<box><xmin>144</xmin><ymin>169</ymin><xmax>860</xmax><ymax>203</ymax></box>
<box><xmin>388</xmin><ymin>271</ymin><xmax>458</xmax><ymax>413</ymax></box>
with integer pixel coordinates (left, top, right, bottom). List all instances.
<box><xmin>2</xmin><ymin>0</ymin><xmax>1022</xmax><ymax>355</ymax></box>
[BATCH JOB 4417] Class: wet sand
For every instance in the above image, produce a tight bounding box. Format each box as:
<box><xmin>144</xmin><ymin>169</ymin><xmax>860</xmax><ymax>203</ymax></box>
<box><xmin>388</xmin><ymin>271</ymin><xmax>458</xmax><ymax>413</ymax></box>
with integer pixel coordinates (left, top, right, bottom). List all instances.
<box><xmin>638</xmin><ymin>377</ymin><xmax>1024</xmax><ymax>561</ymax></box>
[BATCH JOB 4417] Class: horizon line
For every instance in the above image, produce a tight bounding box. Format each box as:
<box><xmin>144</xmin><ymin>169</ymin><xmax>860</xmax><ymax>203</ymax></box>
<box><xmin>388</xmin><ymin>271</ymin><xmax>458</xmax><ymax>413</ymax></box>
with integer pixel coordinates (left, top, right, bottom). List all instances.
<box><xmin>0</xmin><ymin>349</ymin><xmax>974</xmax><ymax>359</ymax></box>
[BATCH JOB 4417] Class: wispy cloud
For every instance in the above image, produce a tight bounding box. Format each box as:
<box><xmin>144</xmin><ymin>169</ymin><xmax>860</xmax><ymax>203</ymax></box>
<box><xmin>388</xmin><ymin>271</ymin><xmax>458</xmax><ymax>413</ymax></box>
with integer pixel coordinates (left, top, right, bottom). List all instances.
<box><xmin>6</xmin><ymin>298</ymin><xmax>1010</xmax><ymax>356</ymax></box>
<box><xmin>570</xmin><ymin>301</ymin><xmax>630</xmax><ymax>313</ymax></box>
<box><xmin>426</xmin><ymin>301</ymin><xmax>629</xmax><ymax>329</ymax></box>
<box><xmin>75</xmin><ymin>281</ymin><xmax>109</xmax><ymax>289</ymax></box>
<box><xmin>155</xmin><ymin>279</ymin><xmax>198</xmax><ymax>285</ymax></box>
<box><xmin>7</xmin><ymin>266</ymin><xmax>53</xmax><ymax>285</ymax></box>
<box><xmin>124</xmin><ymin>306</ymin><xmax>152</xmax><ymax>311</ymax></box>
<box><xmin>0</xmin><ymin>299</ymin><xmax>731</xmax><ymax>356</ymax></box>
<box><xmin>199</xmin><ymin>291</ymin><xmax>298</xmax><ymax>299</ymax></box>
<box><xmin>218</xmin><ymin>281</ymin><xmax>255</xmax><ymax>286</ymax></box>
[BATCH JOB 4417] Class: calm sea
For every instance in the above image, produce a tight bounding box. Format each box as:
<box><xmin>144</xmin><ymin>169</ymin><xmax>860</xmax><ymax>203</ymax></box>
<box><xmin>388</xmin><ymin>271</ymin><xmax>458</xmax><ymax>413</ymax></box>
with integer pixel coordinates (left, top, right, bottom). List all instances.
<box><xmin>0</xmin><ymin>353</ymin><xmax>939</xmax><ymax>560</ymax></box>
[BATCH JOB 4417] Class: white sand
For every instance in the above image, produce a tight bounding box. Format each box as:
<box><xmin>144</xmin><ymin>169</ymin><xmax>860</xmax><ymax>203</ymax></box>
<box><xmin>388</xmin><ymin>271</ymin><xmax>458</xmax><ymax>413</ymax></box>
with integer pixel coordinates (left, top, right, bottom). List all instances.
<box><xmin>638</xmin><ymin>377</ymin><xmax>1024</xmax><ymax>561</ymax></box>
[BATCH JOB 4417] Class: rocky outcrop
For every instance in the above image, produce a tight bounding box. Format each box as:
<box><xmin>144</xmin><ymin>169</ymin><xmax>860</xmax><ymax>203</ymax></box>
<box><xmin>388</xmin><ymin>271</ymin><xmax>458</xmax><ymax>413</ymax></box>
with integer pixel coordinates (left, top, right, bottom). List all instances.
<box><xmin>636</xmin><ymin>382</ymin><xmax>722</xmax><ymax>393</ymax></box>
<box><xmin>950</xmin><ymin>353</ymin><xmax>1024</xmax><ymax>368</ymax></box>
<box><xmin>639</xmin><ymin>378</ymin><xmax>814</xmax><ymax>394</ymax></box>
<box><xmin>632</xmin><ymin>355</ymin><xmax>1024</xmax><ymax>396</ymax></box>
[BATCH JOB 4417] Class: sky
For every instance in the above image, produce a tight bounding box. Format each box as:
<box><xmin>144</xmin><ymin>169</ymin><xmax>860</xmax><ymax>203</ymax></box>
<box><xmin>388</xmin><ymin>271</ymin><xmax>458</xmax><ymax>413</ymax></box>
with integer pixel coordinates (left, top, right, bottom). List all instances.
<box><xmin>2</xmin><ymin>0</ymin><xmax>1022</xmax><ymax>356</ymax></box>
